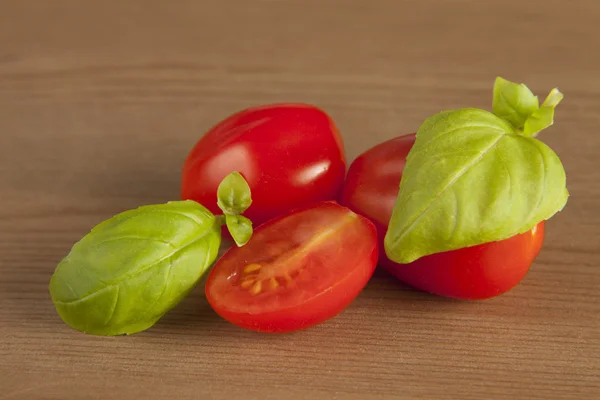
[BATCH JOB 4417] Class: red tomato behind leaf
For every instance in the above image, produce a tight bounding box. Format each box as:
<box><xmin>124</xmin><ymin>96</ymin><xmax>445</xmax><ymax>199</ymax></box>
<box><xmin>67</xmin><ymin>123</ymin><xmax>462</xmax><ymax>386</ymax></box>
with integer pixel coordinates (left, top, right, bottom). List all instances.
<box><xmin>205</xmin><ymin>202</ymin><xmax>378</xmax><ymax>333</ymax></box>
<box><xmin>181</xmin><ymin>104</ymin><xmax>346</xmax><ymax>227</ymax></box>
<box><xmin>340</xmin><ymin>134</ymin><xmax>545</xmax><ymax>300</ymax></box>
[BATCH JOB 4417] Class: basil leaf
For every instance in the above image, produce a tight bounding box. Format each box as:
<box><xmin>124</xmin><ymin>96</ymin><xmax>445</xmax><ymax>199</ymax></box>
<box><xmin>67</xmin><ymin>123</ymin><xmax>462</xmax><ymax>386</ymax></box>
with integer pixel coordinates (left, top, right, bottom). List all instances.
<box><xmin>493</xmin><ymin>77</ymin><xmax>564</xmax><ymax>138</ymax></box>
<box><xmin>523</xmin><ymin>88</ymin><xmax>564</xmax><ymax>137</ymax></box>
<box><xmin>225</xmin><ymin>214</ymin><xmax>253</xmax><ymax>247</ymax></box>
<box><xmin>384</xmin><ymin>108</ymin><xmax>568</xmax><ymax>264</ymax></box>
<box><xmin>49</xmin><ymin>200</ymin><xmax>221</xmax><ymax>336</ymax></box>
<box><xmin>217</xmin><ymin>171</ymin><xmax>252</xmax><ymax>215</ymax></box>
<box><xmin>492</xmin><ymin>77</ymin><xmax>539</xmax><ymax>129</ymax></box>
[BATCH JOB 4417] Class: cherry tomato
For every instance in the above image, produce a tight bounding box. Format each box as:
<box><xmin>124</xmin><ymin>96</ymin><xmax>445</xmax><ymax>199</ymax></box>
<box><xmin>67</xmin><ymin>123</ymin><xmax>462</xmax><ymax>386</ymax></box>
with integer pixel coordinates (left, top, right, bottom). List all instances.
<box><xmin>340</xmin><ymin>134</ymin><xmax>545</xmax><ymax>300</ymax></box>
<box><xmin>205</xmin><ymin>201</ymin><xmax>378</xmax><ymax>333</ymax></box>
<box><xmin>181</xmin><ymin>104</ymin><xmax>346</xmax><ymax>227</ymax></box>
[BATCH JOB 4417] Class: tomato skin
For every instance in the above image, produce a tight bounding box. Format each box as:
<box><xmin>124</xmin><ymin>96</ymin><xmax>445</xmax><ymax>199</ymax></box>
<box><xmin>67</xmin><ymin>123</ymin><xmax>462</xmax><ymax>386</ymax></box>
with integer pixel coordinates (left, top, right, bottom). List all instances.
<box><xmin>205</xmin><ymin>202</ymin><xmax>378</xmax><ymax>333</ymax></box>
<box><xmin>181</xmin><ymin>104</ymin><xmax>346</xmax><ymax>227</ymax></box>
<box><xmin>380</xmin><ymin>223</ymin><xmax>544</xmax><ymax>300</ymax></box>
<box><xmin>340</xmin><ymin>134</ymin><xmax>545</xmax><ymax>300</ymax></box>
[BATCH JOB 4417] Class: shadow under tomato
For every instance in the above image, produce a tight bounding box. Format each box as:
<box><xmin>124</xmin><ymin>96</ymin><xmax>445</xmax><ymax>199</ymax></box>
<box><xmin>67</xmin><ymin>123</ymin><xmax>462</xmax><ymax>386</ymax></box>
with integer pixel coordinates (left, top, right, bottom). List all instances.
<box><xmin>365</xmin><ymin>265</ymin><xmax>468</xmax><ymax>305</ymax></box>
<box><xmin>151</xmin><ymin>254</ymin><xmax>475</xmax><ymax>337</ymax></box>
<box><xmin>146</xmin><ymin>272</ymin><xmax>230</xmax><ymax>336</ymax></box>
<box><xmin>151</xmin><ymin>300</ymin><xmax>225</xmax><ymax>335</ymax></box>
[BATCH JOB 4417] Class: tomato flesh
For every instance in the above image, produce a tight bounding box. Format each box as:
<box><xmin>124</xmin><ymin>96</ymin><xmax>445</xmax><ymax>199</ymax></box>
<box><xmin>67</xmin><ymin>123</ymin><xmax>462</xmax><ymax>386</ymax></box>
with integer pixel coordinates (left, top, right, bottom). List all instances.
<box><xmin>340</xmin><ymin>134</ymin><xmax>545</xmax><ymax>300</ymax></box>
<box><xmin>181</xmin><ymin>104</ymin><xmax>346</xmax><ymax>227</ymax></box>
<box><xmin>205</xmin><ymin>202</ymin><xmax>378</xmax><ymax>332</ymax></box>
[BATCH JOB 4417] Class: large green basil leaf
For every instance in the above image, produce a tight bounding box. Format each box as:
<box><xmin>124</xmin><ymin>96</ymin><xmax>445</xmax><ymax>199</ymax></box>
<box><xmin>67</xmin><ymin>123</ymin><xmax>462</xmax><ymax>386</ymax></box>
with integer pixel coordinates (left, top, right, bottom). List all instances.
<box><xmin>49</xmin><ymin>200</ymin><xmax>221</xmax><ymax>336</ymax></box>
<box><xmin>384</xmin><ymin>108</ymin><xmax>569</xmax><ymax>264</ymax></box>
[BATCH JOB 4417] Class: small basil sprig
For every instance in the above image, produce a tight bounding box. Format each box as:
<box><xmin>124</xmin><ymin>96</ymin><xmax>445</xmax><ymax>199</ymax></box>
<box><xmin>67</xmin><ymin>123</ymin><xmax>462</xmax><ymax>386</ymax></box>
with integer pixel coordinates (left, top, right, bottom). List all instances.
<box><xmin>49</xmin><ymin>172</ymin><xmax>253</xmax><ymax>336</ymax></box>
<box><xmin>384</xmin><ymin>77</ymin><xmax>568</xmax><ymax>264</ymax></box>
<box><xmin>216</xmin><ymin>171</ymin><xmax>253</xmax><ymax>247</ymax></box>
<box><xmin>492</xmin><ymin>77</ymin><xmax>564</xmax><ymax>137</ymax></box>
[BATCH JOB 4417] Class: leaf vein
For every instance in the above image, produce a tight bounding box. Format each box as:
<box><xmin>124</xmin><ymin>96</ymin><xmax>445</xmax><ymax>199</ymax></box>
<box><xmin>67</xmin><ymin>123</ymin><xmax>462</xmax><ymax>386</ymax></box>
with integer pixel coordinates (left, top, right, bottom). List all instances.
<box><xmin>54</xmin><ymin>226</ymin><xmax>215</xmax><ymax>305</ymax></box>
<box><xmin>132</xmin><ymin>256</ymin><xmax>174</xmax><ymax>324</ymax></box>
<box><xmin>448</xmin><ymin>188</ymin><xmax>459</xmax><ymax>240</ymax></box>
<box><xmin>95</xmin><ymin>235</ymin><xmax>175</xmax><ymax>249</ymax></box>
<box><xmin>525</xmin><ymin>138</ymin><xmax>548</xmax><ymax>225</ymax></box>
<box><xmin>390</xmin><ymin>132</ymin><xmax>507</xmax><ymax>247</ymax></box>
<box><xmin>416</xmin><ymin>123</ymin><xmax>506</xmax><ymax>155</ymax></box>
<box><xmin>147</xmin><ymin>209</ymin><xmax>212</xmax><ymax>229</ymax></box>
<box><xmin>496</xmin><ymin>145</ymin><xmax>513</xmax><ymax>210</ymax></box>
<box><xmin>104</xmin><ymin>286</ymin><xmax>120</xmax><ymax>328</ymax></box>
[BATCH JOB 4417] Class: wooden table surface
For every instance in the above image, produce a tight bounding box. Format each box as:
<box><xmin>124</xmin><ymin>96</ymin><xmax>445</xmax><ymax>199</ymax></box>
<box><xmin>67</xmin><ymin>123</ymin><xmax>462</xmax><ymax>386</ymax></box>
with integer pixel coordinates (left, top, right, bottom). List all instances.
<box><xmin>1</xmin><ymin>1</ymin><xmax>599</xmax><ymax>399</ymax></box>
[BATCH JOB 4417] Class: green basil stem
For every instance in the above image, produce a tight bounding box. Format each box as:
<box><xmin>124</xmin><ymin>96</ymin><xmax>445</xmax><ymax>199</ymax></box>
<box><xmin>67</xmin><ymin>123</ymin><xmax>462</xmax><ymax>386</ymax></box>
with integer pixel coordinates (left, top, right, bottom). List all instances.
<box><xmin>215</xmin><ymin>172</ymin><xmax>254</xmax><ymax>246</ymax></box>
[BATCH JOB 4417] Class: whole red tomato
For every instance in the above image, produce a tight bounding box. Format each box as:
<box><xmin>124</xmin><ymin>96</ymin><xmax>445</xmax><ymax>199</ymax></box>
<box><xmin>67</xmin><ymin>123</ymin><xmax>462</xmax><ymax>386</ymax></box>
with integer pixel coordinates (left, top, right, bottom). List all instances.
<box><xmin>181</xmin><ymin>104</ymin><xmax>346</xmax><ymax>227</ymax></box>
<box><xmin>340</xmin><ymin>134</ymin><xmax>545</xmax><ymax>300</ymax></box>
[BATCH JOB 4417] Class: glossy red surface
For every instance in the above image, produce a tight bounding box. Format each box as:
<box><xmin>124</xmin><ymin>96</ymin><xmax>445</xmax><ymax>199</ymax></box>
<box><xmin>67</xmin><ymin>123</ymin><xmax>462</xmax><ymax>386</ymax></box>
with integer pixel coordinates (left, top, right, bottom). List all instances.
<box><xmin>341</xmin><ymin>134</ymin><xmax>545</xmax><ymax>300</ymax></box>
<box><xmin>181</xmin><ymin>104</ymin><xmax>346</xmax><ymax>226</ymax></box>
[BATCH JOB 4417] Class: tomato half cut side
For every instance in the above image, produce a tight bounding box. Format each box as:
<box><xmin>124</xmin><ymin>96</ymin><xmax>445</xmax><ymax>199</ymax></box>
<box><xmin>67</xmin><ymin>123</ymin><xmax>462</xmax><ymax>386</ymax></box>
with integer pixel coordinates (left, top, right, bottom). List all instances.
<box><xmin>205</xmin><ymin>201</ymin><xmax>378</xmax><ymax>333</ymax></box>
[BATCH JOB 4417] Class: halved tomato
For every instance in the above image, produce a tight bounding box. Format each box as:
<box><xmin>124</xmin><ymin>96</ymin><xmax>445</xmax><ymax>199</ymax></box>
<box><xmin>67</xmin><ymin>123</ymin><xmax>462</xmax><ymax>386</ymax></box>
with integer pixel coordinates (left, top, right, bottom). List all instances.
<box><xmin>205</xmin><ymin>201</ymin><xmax>378</xmax><ymax>333</ymax></box>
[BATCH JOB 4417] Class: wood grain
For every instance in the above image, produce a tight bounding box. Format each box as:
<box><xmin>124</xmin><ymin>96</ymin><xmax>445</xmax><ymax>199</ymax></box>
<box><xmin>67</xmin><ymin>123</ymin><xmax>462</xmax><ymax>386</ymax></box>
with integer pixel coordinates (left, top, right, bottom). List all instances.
<box><xmin>1</xmin><ymin>1</ymin><xmax>599</xmax><ymax>399</ymax></box>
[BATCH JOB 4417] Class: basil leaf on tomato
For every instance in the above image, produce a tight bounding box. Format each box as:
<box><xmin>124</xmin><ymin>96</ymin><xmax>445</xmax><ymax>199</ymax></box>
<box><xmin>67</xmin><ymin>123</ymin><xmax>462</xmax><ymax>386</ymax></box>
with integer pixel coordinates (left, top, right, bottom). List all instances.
<box><xmin>384</xmin><ymin>89</ymin><xmax>568</xmax><ymax>264</ymax></box>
